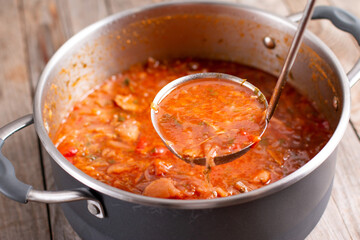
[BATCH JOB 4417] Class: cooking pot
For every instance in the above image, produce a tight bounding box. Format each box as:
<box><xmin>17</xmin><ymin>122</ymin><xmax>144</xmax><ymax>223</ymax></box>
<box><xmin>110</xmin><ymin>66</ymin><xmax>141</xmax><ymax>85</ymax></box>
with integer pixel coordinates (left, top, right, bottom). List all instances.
<box><xmin>1</xmin><ymin>2</ymin><xmax>360</xmax><ymax>240</ymax></box>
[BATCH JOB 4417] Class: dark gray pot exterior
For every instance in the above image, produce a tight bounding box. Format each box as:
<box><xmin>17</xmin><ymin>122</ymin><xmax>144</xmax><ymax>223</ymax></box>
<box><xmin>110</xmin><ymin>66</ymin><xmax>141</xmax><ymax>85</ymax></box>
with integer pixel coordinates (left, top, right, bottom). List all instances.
<box><xmin>51</xmin><ymin>149</ymin><xmax>337</xmax><ymax>240</ymax></box>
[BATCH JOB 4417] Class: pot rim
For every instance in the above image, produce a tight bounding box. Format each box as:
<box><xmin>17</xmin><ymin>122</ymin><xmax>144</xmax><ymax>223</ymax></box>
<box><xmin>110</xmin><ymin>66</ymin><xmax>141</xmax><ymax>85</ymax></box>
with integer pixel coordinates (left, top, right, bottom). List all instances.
<box><xmin>34</xmin><ymin>0</ymin><xmax>350</xmax><ymax>209</ymax></box>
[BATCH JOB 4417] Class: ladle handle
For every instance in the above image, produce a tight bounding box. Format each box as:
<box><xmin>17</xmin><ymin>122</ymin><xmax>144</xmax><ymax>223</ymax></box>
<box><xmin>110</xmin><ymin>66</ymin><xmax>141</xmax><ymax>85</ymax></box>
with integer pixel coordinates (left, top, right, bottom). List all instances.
<box><xmin>266</xmin><ymin>0</ymin><xmax>316</xmax><ymax>121</ymax></box>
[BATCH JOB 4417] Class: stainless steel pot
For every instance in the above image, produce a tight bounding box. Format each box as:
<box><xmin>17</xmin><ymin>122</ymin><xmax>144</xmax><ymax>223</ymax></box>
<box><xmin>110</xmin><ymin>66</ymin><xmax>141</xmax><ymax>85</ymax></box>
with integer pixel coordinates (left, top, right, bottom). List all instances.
<box><xmin>1</xmin><ymin>2</ymin><xmax>360</xmax><ymax>240</ymax></box>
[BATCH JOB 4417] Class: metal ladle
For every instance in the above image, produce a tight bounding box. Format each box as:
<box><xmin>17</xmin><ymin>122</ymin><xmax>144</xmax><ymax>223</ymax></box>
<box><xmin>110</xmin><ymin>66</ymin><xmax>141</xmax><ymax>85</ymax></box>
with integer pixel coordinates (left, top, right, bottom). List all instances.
<box><xmin>151</xmin><ymin>0</ymin><xmax>316</xmax><ymax>166</ymax></box>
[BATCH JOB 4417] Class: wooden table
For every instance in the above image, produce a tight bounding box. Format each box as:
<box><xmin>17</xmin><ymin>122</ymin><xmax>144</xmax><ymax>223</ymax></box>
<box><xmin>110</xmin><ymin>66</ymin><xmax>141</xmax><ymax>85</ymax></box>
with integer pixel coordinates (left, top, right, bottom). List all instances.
<box><xmin>0</xmin><ymin>0</ymin><xmax>359</xmax><ymax>239</ymax></box>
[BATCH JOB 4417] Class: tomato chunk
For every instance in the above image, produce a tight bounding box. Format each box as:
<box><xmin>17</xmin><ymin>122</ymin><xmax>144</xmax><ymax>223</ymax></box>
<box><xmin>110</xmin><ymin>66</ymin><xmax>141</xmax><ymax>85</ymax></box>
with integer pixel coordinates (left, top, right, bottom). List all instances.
<box><xmin>135</xmin><ymin>136</ymin><xmax>148</xmax><ymax>153</ymax></box>
<box><xmin>63</xmin><ymin>147</ymin><xmax>78</xmax><ymax>157</ymax></box>
<box><xmin>150</xmin><ymin>146</ymin><xmax>169</xmax><ymax>156</ymax></box>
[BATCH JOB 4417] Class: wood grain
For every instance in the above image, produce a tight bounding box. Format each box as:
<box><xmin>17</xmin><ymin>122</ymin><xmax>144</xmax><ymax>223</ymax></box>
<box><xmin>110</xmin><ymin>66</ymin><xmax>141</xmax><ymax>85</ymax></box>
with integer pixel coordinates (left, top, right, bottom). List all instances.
<box><xmin>0</xmin><ymin>0</ymin><xmax>359</xmax><ymax>239</ymax></box>
<box><xmin>22</xmin><ymin>0</ymin><xmax>67</xmax><ymax>89</ymax></box>
<box><xmin>64</xmin><ymin>0</ymin><xmax>108</xmax><ymax>34</ymax></box>
<box><xmin>20</xmin><ymin>0</ymin><xmax>82</xmax><ymax>239</ymax></box>
<box><xmin>0</xmin><ymin>0</ymin><xmax>50</xmax><ymax>239</ymax></box>
<box><xmin>332</xmin><ymin>124</ymin><xmax>360</xmax><ymax>240</ymax></box>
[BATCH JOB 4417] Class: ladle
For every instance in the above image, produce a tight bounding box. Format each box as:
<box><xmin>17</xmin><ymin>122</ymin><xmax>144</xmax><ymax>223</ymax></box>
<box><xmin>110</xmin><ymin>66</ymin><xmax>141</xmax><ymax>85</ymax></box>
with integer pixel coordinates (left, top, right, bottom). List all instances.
<box><xmin>151</xmin><ymin>0</ymin><xmax>316</xmax><ymax>166</ymax></box>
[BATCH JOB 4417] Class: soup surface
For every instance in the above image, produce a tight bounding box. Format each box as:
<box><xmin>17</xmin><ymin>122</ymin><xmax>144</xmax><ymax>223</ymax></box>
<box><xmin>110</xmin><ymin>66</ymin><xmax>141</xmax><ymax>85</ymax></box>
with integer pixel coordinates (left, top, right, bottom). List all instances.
<box><xmin>153</xmin><ymin>78</ymin><xmax>266</xmax><ymax>164</ymax></box>
<box><xmin>54</xmin><ymin>58</ymin><xmax>332</xmax><ymax>199</ymax></box>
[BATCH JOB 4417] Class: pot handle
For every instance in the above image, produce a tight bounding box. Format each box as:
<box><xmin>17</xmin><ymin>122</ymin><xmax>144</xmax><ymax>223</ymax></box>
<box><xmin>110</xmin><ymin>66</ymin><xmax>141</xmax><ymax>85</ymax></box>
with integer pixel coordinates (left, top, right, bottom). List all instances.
<box><xmin>288</xmin><ymin>6</ymin><xmax>360</xmax><ymax>87</ymax></box>
<box><xmin>0</xmin><ymin>114</ymin><xmax>105</xmax><ymax>218</ymax></box>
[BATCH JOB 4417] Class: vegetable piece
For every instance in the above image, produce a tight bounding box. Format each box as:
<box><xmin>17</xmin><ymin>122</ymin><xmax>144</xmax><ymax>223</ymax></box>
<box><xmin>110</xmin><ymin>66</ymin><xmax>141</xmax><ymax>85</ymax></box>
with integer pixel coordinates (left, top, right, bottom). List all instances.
<box><xmin>253</xmin><ymin>170</ymin><xmax>271</xmax><ymax>184</ymax></box>
<box><xmin>114</xmin><ymin>119</ymin><xmax>140</xmax><ymax>142</ymax></box>
<box><xmin>114</xmin><ymin>94</ymin><xmax>141</xmax><ymax>112</ymax></box>
<box><xmin>267</xmin><ymin>148</ymin><xmax>284</xmax><ymax>166</ymax></box>
<box><xmin>235</xmin><ymin>180</ymin><xmax>251</xmax><ymax>193</ymax></box>
<box><xmin>107</xmin><ymin>163</ymin><xmax>132</xmax><ymax>174</ymax></box>
<box><xmin>143</xmin><ymin>178</ymin><xmax>181</xmax><ymax>198</ymax></box>
<box><xmin>123</xmin><ymin>78</ymin><xmax>130</xmax><ymax>86</ymax></box>
<box><xmin>135</xmin><ymin>136</ymin><xmax>149</xmax><ymax>154</ymax></box>
<box><xmin>63</xmin><ymin>147</ymin><xmax>78</xmax><ymax>157</ymax></box>
<box><xmin>150</xmin><ymin>146</ymin><xmax>169</xmax><ymax>156</ymax></box>
<box><xmin>214</xmin><ymin>187</ymin><xmax>228</xmax><ymax>197</ymax></box>
<box><xmin>153</xmin><ymin>159</ymin><xmax>172</xmax><ymax>176</ymax></box>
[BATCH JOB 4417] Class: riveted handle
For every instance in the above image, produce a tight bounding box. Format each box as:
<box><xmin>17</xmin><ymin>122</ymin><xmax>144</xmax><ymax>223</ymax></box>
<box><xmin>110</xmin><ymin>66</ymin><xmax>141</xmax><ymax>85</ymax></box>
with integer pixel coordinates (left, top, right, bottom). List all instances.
<box><xmin>0</xmin><ymin>115</ymin><xmax>34</xmax><ymax>203</ymax></box>
<box><xmin>288</xmin><ymin>6</ymin><xmax>360</xmax><ymax>87</ymax></box>
<box><xmin>0</xmin><ymin>114</ymin><xmax>105</xmax><ymax>218</ymax></box>
<box><xmin>312</xmin><ymin>6</ymin><xmax>360</xmax><ymax>45</ymax></box>
<box><xmin>312</xmin><ymin>6</ymin><xmax>360</xmax><ymax>87</ymax></box>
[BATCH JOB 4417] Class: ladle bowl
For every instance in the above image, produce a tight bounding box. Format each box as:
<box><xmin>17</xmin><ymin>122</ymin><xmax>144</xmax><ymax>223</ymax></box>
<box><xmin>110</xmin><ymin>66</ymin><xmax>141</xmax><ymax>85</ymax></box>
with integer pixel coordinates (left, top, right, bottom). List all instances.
<box><xmin>151</xmin><ymin>72</ymin><xmax>268</xmax><ymax>165</ymax></box>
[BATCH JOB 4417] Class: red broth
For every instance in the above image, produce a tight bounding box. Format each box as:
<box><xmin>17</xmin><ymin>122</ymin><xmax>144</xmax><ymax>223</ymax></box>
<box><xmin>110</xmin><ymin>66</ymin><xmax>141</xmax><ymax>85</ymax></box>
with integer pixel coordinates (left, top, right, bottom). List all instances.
<box><xmin>54</xmin><ymin>58</ymin><xmax>333</xmax><ymax>199</ymax></box>
<box><xmin>153</xmin><ymin>78</ymin><xmax>266</xmax><ymax>166</ymax></box>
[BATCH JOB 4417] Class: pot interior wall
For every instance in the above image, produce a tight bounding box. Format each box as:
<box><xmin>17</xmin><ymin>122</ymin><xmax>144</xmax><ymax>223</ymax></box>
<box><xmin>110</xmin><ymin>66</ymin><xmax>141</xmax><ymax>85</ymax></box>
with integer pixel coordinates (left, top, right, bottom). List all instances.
<box><xmin>41</xmin><ymin>3</ymin><xmax>343</xmax><ymax>138</ymax></box>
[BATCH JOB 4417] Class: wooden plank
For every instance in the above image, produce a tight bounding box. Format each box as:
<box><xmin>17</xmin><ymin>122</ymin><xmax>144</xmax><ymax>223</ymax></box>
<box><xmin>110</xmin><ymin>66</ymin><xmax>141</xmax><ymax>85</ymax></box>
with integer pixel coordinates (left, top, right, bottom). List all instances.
<box><xmin>21</xmin><ymin>0</ymin><xmax>109</xmax><ymax>239</ymax></box>
<box><xmin>108</xmin><ymin>0</ymin><xmax>288</xmax><ymax>15</ymax></box>
<box><xmin>108</xmin><ymin>0</ymin><xmax>160</xmax><ymax>13</ymax></box>
<box><xmin>21</xmin><ymin>0</ymin><xmax>81</xmax><ymax>239</ymax></box>
<box><xmin>0</xmin><ymin>0</ymin><xmax>50</xmax><ymax>239</ymax></box>
<box><xmin>237</xmin><ymin>0</ymin><xmax>289</xmax><ymax>15</ymax></box>
<box><xmin>306</xmin><ymin>198</ymin><xmax>351</xmax><ymax>240</ymax></box>
<box><xmin>64</xmin><ymin>0</ymin><xmax>108</xmax><ymax>34</ymax></box>
<box><xmin>304</xmin><ymin>123</ymin><xmax>360</xmax><ymax>240</ymax></box>
<box><xmin>50</xmin><ymin>2</ymin><xmax>108</xmax><ymax>239</ymax></box>
<box><xmin>306</xmin><ymin>126</ymin><xmax>360</xmax><ymax>240</ymax></box>
<box><xmin>331</xmin><ymin>124</ymin><xmax>360</xmax><ymax>240</ymax></box>
<box><xmin>21</xmin><ymin>1</ymin><xmax>78</xmax><ymax>239</ymax></box>
<box><xmin>23</xmin><ymin>0</ymin><xmax>67</xmax><ymax>90</ymax></box>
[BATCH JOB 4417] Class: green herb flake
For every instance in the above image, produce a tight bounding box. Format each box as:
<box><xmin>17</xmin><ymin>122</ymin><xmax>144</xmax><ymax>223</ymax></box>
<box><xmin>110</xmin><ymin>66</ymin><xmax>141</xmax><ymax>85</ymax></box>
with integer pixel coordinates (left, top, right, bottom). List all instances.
<box><xmin>118</xmin><ymin>115</ymin><xmax>125</xmax><ymax>122</ymax></box>
<box><xmin>208</xmin><ymin>88</ymin><xmax>218</xmax><ymax>96</ymax></box>
<box><xmin>198</xmin><ymin>120</ymin><xmax>209</xmax><ymax>126</ymax></box>
<box><xmin>174</xmin><ymin>119</ymin><xmax>182</xmax><ymax>126</ymax></box>
<box><xmin>108</xmin><ymin>159</ymin><xmax>116</xmax><ymax>164</ymax></box>
<box><xmin>85</xmin><ymin>155</ymin><xmax>97</xmax><ymax>161</ymax></box>
<box><xmin>160</xmin><ymin>113</ymin><xmax>172</xmax><ymax>123</ymax></box>
<box><xmin>160</xmin><ymin>113</ymin><xmax>181</xmax><ymax>126</ymax></box>
<box><xmin>123</xmin><ymin>78</ymin><xmax>130</xmax><ymax>86</ymax></box>
<box><xmin>129</xmin><ymin>86</ymin><xmax>135</xmax><ymax>93</ymax></box>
